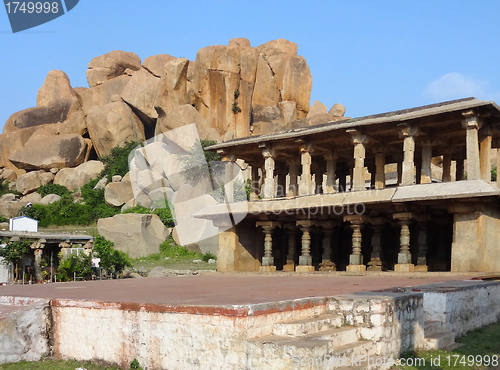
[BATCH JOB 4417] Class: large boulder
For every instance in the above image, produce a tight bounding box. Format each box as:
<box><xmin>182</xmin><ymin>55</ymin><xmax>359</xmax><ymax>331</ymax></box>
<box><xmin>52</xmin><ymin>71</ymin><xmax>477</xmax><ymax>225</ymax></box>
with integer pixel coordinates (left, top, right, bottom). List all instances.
<box><xmin>97</xmin><ymin>213</ymin><xmax>170</xmax><ymax>258</ymax></box>
<box><xmin>39</xmin><ymin>194</ymin><xmax>61</xmax><ymax>205</ymax></box>
<box><xmin>86</xmin><ymin>50</ymin><xmax>141</xmax><ymax>88</ymax></box>
<box><xmin>86</xmin><ymin>101</ymin><xmax>145</xmax><ymax>158</ymax></box>
<box><xmin>3</xmin><ymin>100</ymin><xmax>76</xmax><ymax>133</ymax></box>
<box><xmin>154</xmin><ymin>58</ymin><xmax>189</xmax><ymax>117</ymax></box>
<box><xmin>121</xmin><ymin>67</ymin><xmax>161</xmax><ymax>122</ymax></box>
<box><xmin>154</xmin><ymin>104</ymin><xmax>220</xmax><ymax>141</ymax></box>
<box><xmin>329</xmin><ymin>103</ymin><xmax>346</xmax><ymax>117</ymax></box>
<box><xmin>53</xmin><ymin>160</ymin><xmax>104</xmax><ymax>191</ymax></box>
<box><xmin>281</xmin><ymin>56</ymin><xmax>312</xmax><ymax>118</ymax></box>
<box><xmin>142</xmin><ymin>54</ymin><xmax>176</xmax><ymax>77</ymax></box>
<box><xmin>15</xmin><ymin>170</ymin><xmax>45</xmax><ymax>195</ymax></box>
<box><xmin>104</xmin><ymin>181</ymin><xmax>134</xmax><ymax>207</ymax></box>
<box><xmin>9</xmin><ymin>134</ymin><xmax>87</xmax><ymax>170</ymax></box>
<box><xmin>257</xmin><ymin>39</ymin><xmax>298</xmax><ymax>57</ymax></box>
<box><xmin>37</xmin><ymin>70</ymin><xmax>77</xmax><ymax>107</ymax></box>
<box><xmin>306</xmin><ymin>100</ymin><xmax>328</xmax><ymax>118</ymax></box>
<box><xmin>77</xmin><ymin>75</ymin><xmax>132</xmax><ymax>115</ymax></box>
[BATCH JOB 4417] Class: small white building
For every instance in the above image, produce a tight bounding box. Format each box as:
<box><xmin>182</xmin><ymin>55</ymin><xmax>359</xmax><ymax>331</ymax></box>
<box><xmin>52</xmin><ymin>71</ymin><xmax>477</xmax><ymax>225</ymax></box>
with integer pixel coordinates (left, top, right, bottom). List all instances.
<box><xmin>9</xmin><ymin>216</ymin><xmax>39</xmax><ymax>233</ymax></box>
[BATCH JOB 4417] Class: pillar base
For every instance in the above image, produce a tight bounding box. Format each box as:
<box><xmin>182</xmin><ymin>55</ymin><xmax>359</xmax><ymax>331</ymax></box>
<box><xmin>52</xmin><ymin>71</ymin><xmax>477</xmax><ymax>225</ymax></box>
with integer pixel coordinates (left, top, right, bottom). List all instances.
<box><xmin>394</xmin><ymin>263</ymin><xmax>415</xmax><ymax>272</ymax></box>
<box><xmin>367</xmin><ymin>258</ymin><xmax>382</xmax><ymax>271</ymax></box>
<box><xmin>346</xmin><ymin>264</ymin><xmax>366</xmax><ymax>272</ymax></box>
<box><xmin>414</xmin><ymin>265</ymin><xmax>428</xmax><ymax>272</ymax></box>
<box><xmin>319</xmin><ymin>260</ymin><xmax>336</xmax><ymax>271</ymax></box>
<box><xmin>397</xmin><ymin>253</ymin><xmax>412</xmax><ymax>264</ymax></box>
<box><xmin>262</xmin><ymin>256</ymin><xmax>274</xmax><ymax>266</ymax></box>
<box><xmin>259</xmin><ymin>265</ymin><xmax>277</xmax><ymax>272</ymax></box>
<box><xmin>349</xmin><ymin>254</ymin><xmax>363</xmax><ymax>265</ymax></box>
<box><xmin>282</xmin><ymin>262</ymin><xmax>296</xmax><ymax>272</ymax></box>
<box><xmin>299</xmin><ymin>256</ymin><xmax>312</xmax><ymax>266</ymax></box>
<box><xmin>295</xmin><ymin>265</ymin><xmax>315</xmax><ymax>273</ymax></box>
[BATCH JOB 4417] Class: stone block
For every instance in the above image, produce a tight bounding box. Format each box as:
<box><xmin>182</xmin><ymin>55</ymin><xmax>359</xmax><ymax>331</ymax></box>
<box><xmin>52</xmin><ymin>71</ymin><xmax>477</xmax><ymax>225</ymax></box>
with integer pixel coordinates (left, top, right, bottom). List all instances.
<box><xmin>282</xmin><ymin>263</ymin><xmax>295</xmax><ymax>272</ymax></box>
<box><xmin>349</xmin><ymin>254</ymin><xmax>363</xmax><ymax>265</ymax></box>
<box><xmin>259</xmin><ymin>265</ymin><xmax>276</xmax><ymax>272</ymax></box>
<box><xmin>295</xmin><ymin>265</ymin><xmax>314</xmax><ymax>272</ymax></box>
<box><xmin>397</xmin><ymin>253</ymin><xmax>412</xmax><ymax>264</ymax></box>
<box><xmin>414</xmin><ymin>265</ymin><xmax>428</xmax><ymax>272</ymax></box>
<box><xmin>261</xmin><ymin>256</ymin><xmax>274</xmax><ymax>266</ymax></box>
<box><xmin>346</xmin><ymin>264</ymin><xmax>366</xmax><ymax>272</ymax></box>
<box><xmin>298</xmin><ymin>255</ymin><xmax>312</xmax><ymax>266</ymax></box>
<box><xmin>394</xmin><ymin>263</ymin><xmax>415</xmax><ymax>272</ymax></box>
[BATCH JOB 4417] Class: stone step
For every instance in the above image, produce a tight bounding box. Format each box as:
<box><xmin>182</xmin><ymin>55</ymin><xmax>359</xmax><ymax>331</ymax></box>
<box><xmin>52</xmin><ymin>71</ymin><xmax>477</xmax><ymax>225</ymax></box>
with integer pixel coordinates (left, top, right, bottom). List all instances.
<box><xmin>307</xmin><ymin>327</ymin><xmax>359</xmax><ymax>347</ymax></box>
<box><xmin>272</xmin><ymin>314</ymin><xmax>343</xmax><ymax>337</ymax></box>
<box><xmin>332</xmin><ymin>341</ymin><xmax>372</xmax><ymax>360</ymax></box>
<box><xmin>424</xmin><ymin>320</ymin><xmax>443</xmax><ymax>336</ymax></box>
<box><xmin>425</xmin><ymin>331</ymin><xmax>455</xmax><ymax>350</ymax></box>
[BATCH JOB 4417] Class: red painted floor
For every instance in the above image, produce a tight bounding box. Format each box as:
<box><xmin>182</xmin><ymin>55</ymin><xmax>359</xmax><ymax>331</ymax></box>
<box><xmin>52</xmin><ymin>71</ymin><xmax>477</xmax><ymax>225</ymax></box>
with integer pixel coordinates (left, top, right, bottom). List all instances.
<box><xmin>0</xmin><ymin>273</ymin><xmax>481</xmax><ymax>306</ymax></box>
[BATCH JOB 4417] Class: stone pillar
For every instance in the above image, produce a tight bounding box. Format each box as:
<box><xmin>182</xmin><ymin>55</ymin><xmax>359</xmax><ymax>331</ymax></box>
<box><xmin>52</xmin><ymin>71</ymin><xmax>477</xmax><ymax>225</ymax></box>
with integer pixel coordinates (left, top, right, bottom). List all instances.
<box><xmin>400</xmin><ymin>125</ymin><xmax>418</xmax><ymax>186</ymax></box>
<box><xmin>262</xmin><ymin>146</ymin><xmax>276</xmax><ymax>199</ymax></box>
<box><xmin>221</xmin><ymin>153</ymin><xmax>237</xmax><ymax>202</ymax></box>
<box><xmin>393</xmin><ymin>212</ymin><xmax>414</xmax><ymax>272</ymax></box>
<box><xmin>324</xmin><ymin>153</ymin><xmax>337</xmax><ymax>193</ymax></box>
<box><xmin>299</xmin><ymin>144</ymin><xmax>313</xmax><ymax>196</ymax></box>
<box><xmin>276</xmin><ymin>165</ymin><xmax>287</xmax><ymax>197</ymax></box>
<box><xmin>456</xmin><ymin>155</ymin><xmax>465</xmax><ymax>181</ymax></box>
<box><xmin>59</xmin><ymin>241</ymin><xmax>71</xmax><ymax>259</ymax></box>
<box><xmin>480</xmin><ymin>128</ymin><xmax>492</xmax><ymax>181</ymax></box>
<box><xmin>296</xmin><ymin>220</ymin><xmax>315</xmax><ymax>272</ymax></box>
<box><xmin>348</xmin><ymin>131</ymin><xmax>369</xmax><ymax>191</ymax></box>
<box><xmin>83</xmin><ymin>239</ymin><xmax>94</xmax><ymax>256</ymax></box>
<box><xmin>462</xmin><ymin>111</ymin><xmax>482</xmax><ymax>180</ymax></box>
<box><xmin>31</xmin><ymin>239</ymin><xmax>45</xmax><ymax>283</ymax></box>
<box><xmin>414</xmin><ymin>214</ymin><xmax>431</xmax><ymax>272</ymax></box>
<box><xmin>250</xmin><ymin>164</ymin><xmax>260</xmax><ymax>200</ymax></box>
<box><xmin>338</xmin><ymin>165</ymin><xmax>347</xmax><ymax>193</ymax></box>
<box><xmin>344</xmin><ymin>215</ymin><xmax>368</xmax><ymax>272</ymax></box>
<box><xmin>282</xmin><ymin>224</ymin><xmax>298</xmax><ymax>272</ymax></box>
<box><xmin>396</xmin><ymin>154</ymin><xmax>403</xmax><ymax>185</ymax></box>
<box><xmin>288</xmin><ymin>160</ymin><xmax>299</xmax><ymax>197</ymax></box>
<box><xmin>421</xmin><ymin>141</ymin><xmax>432</xmax><ymax>184</ymax></box>
<box><xmin>256</xmin><ymin>221</ymin><xmax>281</xmax><ymax>272</ymax></box>
<box><xmin>442</xmin><ymin>153</ymin><xmax>452</xmax><ymax>182</ymax></box>
<box><xmin>318</xmin><ymin>221</ymin><xmax>336</xmax><ymax>271</ymax></box>
<box><xmin>313</xmin><ymin>163</ymin><xmax>323</xmax><ymax>194</ymax></box>
<box><xmin>375</xmin><ymin>151</ymin><xmax>386</xmax><ymax>189</ymax></box>
<box><xmin>367</xmin><ymin>217</ymin><xmax>385</xmax><ymax>271</ymax></box>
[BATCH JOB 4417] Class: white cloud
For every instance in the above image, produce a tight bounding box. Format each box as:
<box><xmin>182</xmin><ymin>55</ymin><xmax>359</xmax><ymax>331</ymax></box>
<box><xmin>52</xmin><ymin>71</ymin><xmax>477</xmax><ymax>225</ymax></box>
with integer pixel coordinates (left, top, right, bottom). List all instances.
<box><xmin>424</xmin><ymin>72</ymin><xmax>489</xmax><ymax>101</ymax></box>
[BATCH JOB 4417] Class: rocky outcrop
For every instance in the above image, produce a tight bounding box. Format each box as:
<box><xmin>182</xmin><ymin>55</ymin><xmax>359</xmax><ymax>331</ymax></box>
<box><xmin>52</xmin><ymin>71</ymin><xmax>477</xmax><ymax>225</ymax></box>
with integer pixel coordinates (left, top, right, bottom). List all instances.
<box><xmin>9</xmin><ymin>134</ymin><xmax>87</xmax><ymax>170</ymax></box>
<box><xmin>86</xmin><ymin>50</ymin><xmax>141</xmax><ymax>88</ymax></box>
<box><xmin>37</xmin><ymin>70</ymin><xmax>77</xmax><ymax>107</ymax></box>
<box><xmin>154</xmin><ymin>58</ymin><xmax>189</xmax><ymax>117</ymax></box>
<box><xmin>87</xmin><ymin>101</ymin><xmax>145</xmax><ymax>157</ymax></box>
<box><xmin>97</xmin><ymin>213</ymin><xmax>170</xmax><ymax>258</ymax></box>
<box><xmin>53</xmin><ymin>160</ymin><xmax>104</xmax><ymax>191</ymax></box>
<box><xmin>15</xmin><ymin>171</ymin><xmax>46</xmax><ymax>195</ymax></box>
<box><xmin>104</xmin><ymin>181</ymin><xmax>134</xmax><ymax>207</ymax></box>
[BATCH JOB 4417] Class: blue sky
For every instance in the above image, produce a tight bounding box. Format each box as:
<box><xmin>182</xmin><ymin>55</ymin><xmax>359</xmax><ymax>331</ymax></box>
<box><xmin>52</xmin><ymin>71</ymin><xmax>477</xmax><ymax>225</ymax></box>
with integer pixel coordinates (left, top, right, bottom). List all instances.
<box><xmin>1</xmin><ymin>0</ymin><xmax>500</xmax><ymax>131</ymax></box>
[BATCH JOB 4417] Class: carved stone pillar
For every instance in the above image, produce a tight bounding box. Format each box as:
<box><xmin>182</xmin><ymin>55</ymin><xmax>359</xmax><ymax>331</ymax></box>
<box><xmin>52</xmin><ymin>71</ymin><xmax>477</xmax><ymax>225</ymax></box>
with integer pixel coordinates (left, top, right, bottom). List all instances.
<box><xmin>414</xmin><ymin>214</ymin><xmax>431</xmax><ymax>272</ymax></box>
<box><xmin>256</xmin><ymin>221</ymin><xmax>281</xmax><ymax>272</ymax></box>
<box><xmin>442</xmin><ymin>152</ymin><xmax>452</xmax><ymax>182</ymax></box>
<box><xmin>374</xmin><ymin>150</ymin><xmax>386</xmax><ymax>189</ymax></box>
<box><xmin>318</xmin><ymin>221</ymin><xmax>336</xmax><ymax>271</ymax></box>
<box><xmin>400</xmin><ymin>125</ymin><xmax>418</xmax><ymax>186</ymax></box>
<box><xmin>296</xmin><ymin>220</ymin><xmax>315</xmax><ymax>272</ymax></box>
<box><xmin>347</xmin><ymin>130</ymin><xmax>369</xmax><ymax>191</ymax></box>
<box><xmin>393</xmin><ymin>212</ymin><xmax>414</xmax><ymax>272</ymax></box>
<box><xmin>282</xmin><ymin>223</ymin><xmax>298</xmax><ymax>272</ymax></box>
<box><xmin>31</xmin><ymin>239</ymin><xmax>45</xmax><ymax>283</ymax></box>
<box><xmin>421</xmin><ymin>141</ymin><xmax>432</xmax><ymax>184</ymax></box>
<box><xmin>324</xmin><ymin>152</ymin><xmax>337</xmax><ymax>194</ymax></box>
<box><xmin>462</xmin><ymin>111</ymin><xmax>482</xmax><ymax>180</ymax></box>
<box><xmin>299</xmin><ymin>144</ymin><xmax>313</xmax><ymax>196</ymax></box>
<box><xmin>480</xmin><ymin>127</ymin><xmax>492</xmax><ymax>181</ymax></box>
<box><xmin>288</xmin><ymin>159</ymin><xmax>299</xmax><ymax>197</ymax></box>
<box><xmin>367</xmin><ymin>217</ymin><xmax>385</xmax><ymax>271</ymax></box>
<box><xmin>344</xmin><ymin>215</ymin><xmax>368</xmax><ymax>272</ymax></box>
<box><xmin>261</xmin><ymin>146</ymin><xmax>276</xmax><ymax>199</ymax></box>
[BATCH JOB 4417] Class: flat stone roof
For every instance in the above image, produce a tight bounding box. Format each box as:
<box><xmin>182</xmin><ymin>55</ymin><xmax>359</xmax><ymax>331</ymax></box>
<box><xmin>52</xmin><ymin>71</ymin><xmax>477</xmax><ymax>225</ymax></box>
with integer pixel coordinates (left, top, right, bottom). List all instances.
<box><xmin>0</xmin><ymin>231</ymin><xmax>93</xmax><ymax>243</ymax></box>
<box><xmin>206</xmin><ymin>97</ymin><xmax>500</xmax><ymax>151</ymax></box>
<box><xmin>194</xmin><ymin>180</ymin><xmax>500</xmax><ymax>220</ymax></box>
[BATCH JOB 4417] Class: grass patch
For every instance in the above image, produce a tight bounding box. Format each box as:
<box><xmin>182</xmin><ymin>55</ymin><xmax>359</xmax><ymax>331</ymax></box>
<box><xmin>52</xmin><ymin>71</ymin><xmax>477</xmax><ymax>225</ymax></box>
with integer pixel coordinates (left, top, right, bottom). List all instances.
<box><xmin>395</xmin><ymin>321</ymin><xmax>500</xmax><ymax>369</ymax></box>
<box><xmin>0</xmin><ymin>358</ymin><xmax>122</xmax><ymax>370</ymax></box>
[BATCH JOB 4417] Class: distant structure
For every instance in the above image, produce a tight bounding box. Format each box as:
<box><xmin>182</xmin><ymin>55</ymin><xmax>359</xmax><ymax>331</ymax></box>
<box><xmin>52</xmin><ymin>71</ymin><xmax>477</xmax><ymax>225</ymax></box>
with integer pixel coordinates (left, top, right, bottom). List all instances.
<box><xmin>9</xmin><ymin>216</ymin><xmax>38</xmax><ymax>232</ymax></box>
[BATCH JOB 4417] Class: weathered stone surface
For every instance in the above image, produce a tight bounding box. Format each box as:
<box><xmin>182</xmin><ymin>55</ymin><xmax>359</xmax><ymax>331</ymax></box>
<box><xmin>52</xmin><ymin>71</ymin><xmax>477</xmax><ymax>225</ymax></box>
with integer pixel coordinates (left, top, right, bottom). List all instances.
<box><xmin>97</xmin><ymin>213</ymin><xmax>171</xmax><ymax>258</ymax></box>
<box><xmin>306</xmin><ymin>100</ymin><xmax>328</xmax><ymax>118</ymax></box>
<box><xmin>39</xmin><ymin>194</ymin><xmax>61</xmax><ymax>205</ymax></box>
<box><xmin>104</xmin><ymin>181</ymin><xmax>134</xmax><ymax>207</ymax></box>
<box><xmin>121</xmin><ymin>197</ymin><xmax>137</xmax><ymax>212</ymax></box>
<box><xmin>149</xmin><ymin>187</ymin><xmax>174</xmax><ymax>205</ymax></box>
<box><xmin>228</xmin><ymin>38</ymin><xmax>251</xmax><ymax>48</ymax></box>
<box><xmin>257</xmin><ymin>39</ymin><xmax>298</xmax><ymax>57</ymax></box>
<box><xmin>77</xmin><ymin>75</ymin><xmax>132</xmax><ymax>115</ymax></box>
<box><xmin>278</xmin><ymin>100</ymin><xmax>297</xmax><ymax>126</ymax></box>
<box><xmin>87</xmin><ymin>101</ymin><xmax>145</xmax><ymax>158</ymax></box>
<box><xmin>0</xmin><ymin>200</ymin><xmax>27</xmax><ymax>218</ymax></box>
<box><xmin>121</xmin><ymin>67</ymin><xmax>161</xmax><ymax>121</ymax></box>
<box><xmin>87</xmin><ymin>50</ymin><xmax>141</xmax><ymax>88</ymax></box>
<box><xmin>251</xmin><ymin>105</ymin><xmax>286</xmax><ymax>136</ymax></box>
<box><xmin>142</xmin><ymin>54</ymin><xmax>176</xmax><ymax>78</ymax></box>
<box><xmin>0</xmin><ymin>169</ymin><xmax>16</xmax><ymax>181</ymax></box>
<box><xmin>112</xmin><ymin>175</ymin><xmax>122</xmax><ymax>183</ymax></box>
<box><xmin>136</xmin><ymin>169</ymin><xmax>168</xmax><ymax>196</ymax></box>
<box><xmin>15</xmin><ymin>171</ymin><xmax>45</xmax><ymax>195</ymax></box>
<box><xmin>1</xmin><ymin>193</ymin><xmax>16</xmax><ymax>202</ymax></box>
<box><xmin>37</xmin><ymin>70</ymin><xmax>77</xmax><ymax>107</ymax></box>
<box><xmin>252</xmin><ymin>56</ymin><xmax>280</xmax><ymax>108</ymax></box>
<box><xmin>53</xmin><ymin>160</ymin><xmax>104</xmax><ymax>191</ymax></box>
<box><xmin>3</xmin><ymin>100</ymin><xmax>76</xmax><ymax>133</ymax></box>
<box><xmin>9</xmin><ymin>134</ymin><xmax>87</xmax><ymax>170</ymax></box>
<box><xmin>39</xmin><ymin>172</ymin><xmax>55</xmax><ymax>186</ymax></box>
<box><xmin>329</xmin><ymin>103</ymin><xmax>346</xmax><ymax>117</ymax></box>
<box><xmin>281</xmin><ymin>56</ymin><xmax>312</xmax><ymax>118</ymax></box>
<box><xmin>155</xmin><ymin>104</ymin><xmax>220</xmax><ymax>141</ymax></box>
<box><xmin>147</xmin><ymin>266</ymin><xmax>166</xmax><ymax>278</ymax></box>
<box><xmin>154</xmin><ymin>58</ymin><xmax>189</xmax><ymax>117</ymax></box>
<box><xmin>23</xmin><ymin>192</ymin><xmax>42</xmax><ymax>204</ymax></box>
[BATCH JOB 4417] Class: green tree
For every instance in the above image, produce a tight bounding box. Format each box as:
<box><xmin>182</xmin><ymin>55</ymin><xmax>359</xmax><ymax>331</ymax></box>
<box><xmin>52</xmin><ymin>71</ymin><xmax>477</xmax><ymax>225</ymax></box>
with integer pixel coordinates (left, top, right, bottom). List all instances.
<box><xmin>0</xmin><ymin>238</ymin><xmax>30</xmax><ymax>281</ymax></box>
<box><xmin>93</xmin><ymin>236</ymin><xmax>132</xmax><ymax>275</ymax></box>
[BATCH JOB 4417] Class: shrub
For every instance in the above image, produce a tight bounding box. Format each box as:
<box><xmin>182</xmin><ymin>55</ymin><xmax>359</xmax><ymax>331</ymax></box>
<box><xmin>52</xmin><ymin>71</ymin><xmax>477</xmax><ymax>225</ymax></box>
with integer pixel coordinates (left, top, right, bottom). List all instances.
<box><xmin>93</xmin><ymin>235</ymin><xmax>132</xmax><ymax>274</ymax></box>
<box><xmin>37</xmin><ymin>183</ymin><xmax>70</xmax><ymax>197</ymax></box>
<box><xmin>202</xmin><ymin>252</ymin><xmax>217</xmax><ymax>262</ymax></box>
<box><xmin>0</xmin><ymin>238</ymin><xmax>30</xmax><ymax>281</ymax></box>
<box><xmin>159</xmin><ymin>239</ymin><xmax>199</xmax><ymax>258</ymax></box>
<box><xmin>100</xmin><ymin>141</ymin><xmax>140</xmax><ymax>182</ymax></box>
